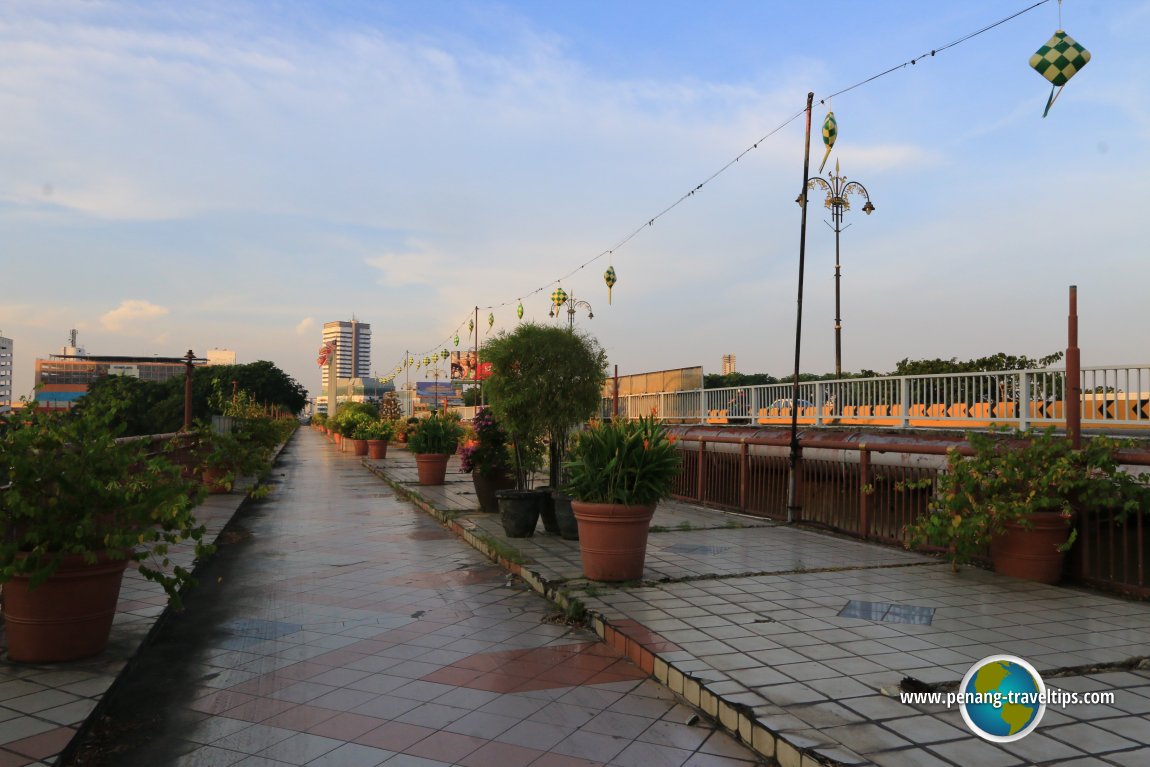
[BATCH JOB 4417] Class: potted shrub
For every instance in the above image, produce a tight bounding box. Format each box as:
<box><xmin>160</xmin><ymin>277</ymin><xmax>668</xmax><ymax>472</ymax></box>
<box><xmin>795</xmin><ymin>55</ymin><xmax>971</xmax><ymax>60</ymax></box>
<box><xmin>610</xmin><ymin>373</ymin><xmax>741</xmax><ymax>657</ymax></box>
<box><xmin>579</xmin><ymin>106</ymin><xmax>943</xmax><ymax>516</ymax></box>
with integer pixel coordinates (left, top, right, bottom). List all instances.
<box><xmin>564</xmin><ymin>416</ymin><xmax>681</xmax><ymax>581</ymax></box>
<box><xmin>341</xmin><ymin>412</ymin><xmax>374</xmax><ymax>456</ymax></box>
<box><xmin>0</xmin><ymin>406</ymin><xmax>213</xmax><ymax>663</ymax></box>
<box><xmin>905</xmin><ymin>428</ymin><xmax>1150</xmax><ymax>584</ymax></box>
<box><xmin>459</xmin><ymin>408</ymin><xmax>515</xmax><ymax>513</ymax></box>
<box><xmin>194</xmin><ymin>422</ymin><xmax>268</xmax><ymax>494</ymax></box>
<box><xmin>483</xmin><ymin>323</ymin><xmax>607</xmax><ymax>538</ymax></box>
<box><xmin>356</xmin><ymin>419</ymin><xmax>396</xmax><ymax>459</ymax></box>
<box><xmin>407</xmin><ymin>412</ymin><xmax>464</xmax><ymax>485</ymax></box>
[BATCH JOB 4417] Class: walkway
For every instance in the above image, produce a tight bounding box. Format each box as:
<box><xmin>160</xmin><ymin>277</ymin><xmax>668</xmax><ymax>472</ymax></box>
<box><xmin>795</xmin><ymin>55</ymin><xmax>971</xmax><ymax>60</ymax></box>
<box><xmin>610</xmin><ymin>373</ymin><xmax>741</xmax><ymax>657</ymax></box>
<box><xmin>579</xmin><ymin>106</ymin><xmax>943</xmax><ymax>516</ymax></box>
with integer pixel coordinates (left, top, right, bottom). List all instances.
<box><xmin>47</xmin><ymin>428</ymin><xmax>763</xmax><ymax>766</ymax></box>
<box><xmin>366</xmin><ymin>439</ymin><xmax>1150</xmax><ymax>766</ymax></box>
<box><xmin>2</xmin><ymin>427</ymin><xmax>1149</xmax><ymax>766</ymax></box>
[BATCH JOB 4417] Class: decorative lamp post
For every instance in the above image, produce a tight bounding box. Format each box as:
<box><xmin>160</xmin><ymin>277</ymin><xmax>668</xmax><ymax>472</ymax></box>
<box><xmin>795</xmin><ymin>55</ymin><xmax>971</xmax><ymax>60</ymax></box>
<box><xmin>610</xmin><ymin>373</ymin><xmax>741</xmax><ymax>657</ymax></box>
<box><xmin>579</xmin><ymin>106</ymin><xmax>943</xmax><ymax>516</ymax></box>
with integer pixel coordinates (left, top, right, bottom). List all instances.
<box><xmin>797</xmin><ymin>159</ymin><xmax>875</xmax><ymax>378</ymax></box>
<box><xmin>550</xmin><ymin>290</ymin><xmax>593</xmax><ymax>331</ymax></box>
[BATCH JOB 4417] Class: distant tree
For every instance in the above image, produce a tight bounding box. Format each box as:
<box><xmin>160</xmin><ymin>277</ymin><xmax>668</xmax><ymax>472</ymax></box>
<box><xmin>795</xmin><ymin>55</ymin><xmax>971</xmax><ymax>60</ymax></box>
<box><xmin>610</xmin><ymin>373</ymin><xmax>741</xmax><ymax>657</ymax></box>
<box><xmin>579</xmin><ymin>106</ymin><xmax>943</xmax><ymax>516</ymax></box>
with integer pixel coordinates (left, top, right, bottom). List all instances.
<box><xmin>78</xmin><ymin>375</ymin><xmax>182</xmax><ymax>436</ymax></box>
<box><xmin>890</xmin><ymin>351</ymin><xmax>1064</xmax><ymax>377</ymax></box>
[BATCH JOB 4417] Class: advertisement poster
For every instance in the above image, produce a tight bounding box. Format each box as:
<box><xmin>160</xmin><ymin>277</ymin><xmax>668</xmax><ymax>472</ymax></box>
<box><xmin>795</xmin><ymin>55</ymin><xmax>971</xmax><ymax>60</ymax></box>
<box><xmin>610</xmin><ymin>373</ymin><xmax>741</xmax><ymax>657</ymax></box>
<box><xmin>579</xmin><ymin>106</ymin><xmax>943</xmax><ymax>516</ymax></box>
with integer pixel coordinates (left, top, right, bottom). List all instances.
<box><xmin>450</xmin><ymin>351</ymin><xmax>491</xmax><ymax>381</ymax></box>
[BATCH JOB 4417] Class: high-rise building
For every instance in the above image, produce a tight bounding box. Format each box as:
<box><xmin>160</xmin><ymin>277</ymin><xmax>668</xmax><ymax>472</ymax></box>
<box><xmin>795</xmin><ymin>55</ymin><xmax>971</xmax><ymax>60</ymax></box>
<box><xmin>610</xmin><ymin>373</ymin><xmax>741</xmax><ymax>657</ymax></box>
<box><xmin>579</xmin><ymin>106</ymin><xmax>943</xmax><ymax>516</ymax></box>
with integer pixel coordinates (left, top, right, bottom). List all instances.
<box><xmin>321</xmin><ymin>319</ymin><xmax>371</xmax><ymax>391</ymax></box>
<box><xmin>722</xmin><ymin>354</ymin><xmax>737</xmax><ymax>375</ymax></box>
<box><xmin>0</xmin><ymin>334</ymin><xmax>13</xmax><ymax>413</ymax></box>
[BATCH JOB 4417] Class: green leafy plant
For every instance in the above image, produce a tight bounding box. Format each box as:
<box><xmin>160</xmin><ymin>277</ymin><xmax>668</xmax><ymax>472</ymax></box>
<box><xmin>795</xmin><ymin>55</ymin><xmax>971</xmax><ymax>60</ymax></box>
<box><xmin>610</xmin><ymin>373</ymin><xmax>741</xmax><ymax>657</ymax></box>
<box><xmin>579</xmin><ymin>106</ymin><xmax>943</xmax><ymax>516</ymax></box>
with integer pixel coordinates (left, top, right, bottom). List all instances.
<box><xmin>0</xmin><ymin>406</ymin><xmax>213</xmax><ymax>605</ymax></box>
<box><xmin>482</xmin><ymin>322</ymin><xmax>607</xmax><ymax>489</ymax></box>
<box><xmin>905</xmin><ymin>428</ymin><xmax>1150</xmax><ymax>571</ymax></box>
<box><xmin>353</xmin><ymin>419</ymin><xmax>395</xmax><ymax>441</ymax></box>
<box><xmin>563</xmin><ymin>416</ymin><xmax>682</xmax><ymax>506</ymax></box>
<box><xmin>406</xmin><ymin>412</ymin><xmax>465</xmax><ymax>455</ymax></box>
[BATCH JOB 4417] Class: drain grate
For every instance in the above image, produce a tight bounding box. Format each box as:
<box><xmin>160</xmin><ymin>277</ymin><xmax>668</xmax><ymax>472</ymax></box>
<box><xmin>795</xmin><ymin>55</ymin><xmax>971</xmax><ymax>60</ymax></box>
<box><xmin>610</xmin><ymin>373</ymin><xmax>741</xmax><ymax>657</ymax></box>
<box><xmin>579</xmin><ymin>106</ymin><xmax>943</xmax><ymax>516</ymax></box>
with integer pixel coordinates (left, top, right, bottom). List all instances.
<box><xmin>838</xmin><ymin>599</ymin><xmax>935</xmax><ymax>625</ymax></box>
<box><xmin>221</xmin><ymin>618</ymin><xmax>303</xmax><ymax>642</ymax></box>
<box><xmin>663</xmin><ymin>544</ymin><xmax>731</xmax><ymax>556</ymax></box>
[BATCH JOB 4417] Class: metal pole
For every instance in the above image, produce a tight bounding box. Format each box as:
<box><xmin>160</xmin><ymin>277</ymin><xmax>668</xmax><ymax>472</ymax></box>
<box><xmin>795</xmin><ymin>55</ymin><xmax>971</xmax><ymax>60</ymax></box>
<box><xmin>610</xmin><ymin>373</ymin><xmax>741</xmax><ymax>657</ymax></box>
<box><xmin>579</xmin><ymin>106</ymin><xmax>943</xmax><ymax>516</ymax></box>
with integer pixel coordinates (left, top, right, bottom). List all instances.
<box><xmin>787</xmin><ymin>91</ymin><xmax>815</xmax><ymax>524</ymax></box>
<box><xmin>1067</xmin><ymin>285</ymin><xmax>1081</xmax><ymax>449</ymax></box>
<box><xmin>833</xmin><ymin>195</ymin><xmax>843</xmax><ymax>378</ymax></box>
<box><xmin>183</xmin><ymin>350</ymin><xmax>195</xmax><ymax>431</ymax></box>
<box><xmin>613</xmin><ymin>364</ymin><xmax>619</xmax><ymax>420</ymax></box>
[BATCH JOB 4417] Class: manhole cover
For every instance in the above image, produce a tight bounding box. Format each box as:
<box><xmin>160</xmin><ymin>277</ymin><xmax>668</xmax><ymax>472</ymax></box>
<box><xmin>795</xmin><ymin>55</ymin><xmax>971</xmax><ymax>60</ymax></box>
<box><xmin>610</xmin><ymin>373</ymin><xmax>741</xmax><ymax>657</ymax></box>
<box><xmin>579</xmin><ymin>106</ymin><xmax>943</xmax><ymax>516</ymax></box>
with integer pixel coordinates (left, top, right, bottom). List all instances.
<box><xmin>838</xmin><ymin>600</ymin><xmax>935</xmax><ymax>625</ymax></box>
<box><xmin>663</xmin><ymin>544</ymin><xmax>731</xmax><ymax>556</ymax></box>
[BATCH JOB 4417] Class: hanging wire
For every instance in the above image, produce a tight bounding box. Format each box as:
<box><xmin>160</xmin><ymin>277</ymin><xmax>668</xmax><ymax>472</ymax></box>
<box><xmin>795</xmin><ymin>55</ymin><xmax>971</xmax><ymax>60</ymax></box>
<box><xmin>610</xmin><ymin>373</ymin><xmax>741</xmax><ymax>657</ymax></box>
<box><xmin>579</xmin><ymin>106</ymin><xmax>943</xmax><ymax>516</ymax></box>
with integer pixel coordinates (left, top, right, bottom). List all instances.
<box><xmin>820</xmin><ymin>0</ymin><xmax>1052</xmax><ymax>103</ymax></box>
<box><xmin>390</xmin><ymin>0</ymin><xmax>1052</xmax><ymax>360</ymax></box>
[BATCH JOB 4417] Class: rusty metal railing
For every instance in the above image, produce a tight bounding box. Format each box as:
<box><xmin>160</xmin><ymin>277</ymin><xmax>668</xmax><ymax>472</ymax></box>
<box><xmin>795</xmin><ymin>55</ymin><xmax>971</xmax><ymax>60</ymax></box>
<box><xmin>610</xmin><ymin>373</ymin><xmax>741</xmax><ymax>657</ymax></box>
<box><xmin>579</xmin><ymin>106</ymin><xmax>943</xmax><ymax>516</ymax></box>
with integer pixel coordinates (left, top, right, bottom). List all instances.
<box><xmin>667</xmin><ymin>427</ymin><xmax>1150</xmax><ymax>599</ymax></box>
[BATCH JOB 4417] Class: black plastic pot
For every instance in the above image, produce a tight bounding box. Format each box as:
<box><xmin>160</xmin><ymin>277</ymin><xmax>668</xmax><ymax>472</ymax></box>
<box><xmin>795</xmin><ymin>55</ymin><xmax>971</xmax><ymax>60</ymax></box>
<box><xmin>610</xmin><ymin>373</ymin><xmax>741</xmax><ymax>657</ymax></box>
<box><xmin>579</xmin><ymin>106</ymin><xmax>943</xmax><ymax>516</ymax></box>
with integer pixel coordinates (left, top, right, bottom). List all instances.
<box><xmin>535</xmin><ymin>486</ymin><xmax>561</xmax><ymax>534</ymax></box>
<box><xmin>496</xmin><ymin>489</ymin><xmax>541</xmax><ymax>537</ymax></box>
<box><xmin>552</xmin><ymin>489</ymin><xmax>579</xmax><ymax>540</ymax></box>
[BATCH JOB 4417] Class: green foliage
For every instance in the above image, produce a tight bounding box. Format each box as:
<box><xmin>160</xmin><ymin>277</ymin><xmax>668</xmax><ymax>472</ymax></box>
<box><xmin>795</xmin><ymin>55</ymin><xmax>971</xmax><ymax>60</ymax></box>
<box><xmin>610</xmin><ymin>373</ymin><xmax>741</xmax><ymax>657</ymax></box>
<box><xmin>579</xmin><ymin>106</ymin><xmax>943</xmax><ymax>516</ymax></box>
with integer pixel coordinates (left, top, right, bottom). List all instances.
<box><xmin>564</xmin><ymin>416</ymin><xmax>682</xmax><ymax>506</ymax></box>
<box><xmin>905</xmin><ymin>428</ymin><xmax>1150</xmax><ymax>571</ymax></box>
<box><xmin>0</xmin><ymin>406</ymin><xmax>213</xmax><ymax>604</ymax></box>
<box><xmin>352</xmin><ymin>419</ymin><xmax>395</xmax><ymax>441</ymax></box>
<box><xmin>891</xmin><ymin>351</ymin><xmax>1064</xmax><ymax>377</ymax></box>
<box><xmin>75</xmin><ymin>360</ymin><xmax>309</xmax><ymax>437</ymax></box>
<box><xmin>407</xmin><ymin>412</ymin><xmax>465</xmax><ymax>455</ymax></box>
<box><xmin>482</xmin><ymin>322</ymin><xmax>607</xmax><ymax>489</ymax></box>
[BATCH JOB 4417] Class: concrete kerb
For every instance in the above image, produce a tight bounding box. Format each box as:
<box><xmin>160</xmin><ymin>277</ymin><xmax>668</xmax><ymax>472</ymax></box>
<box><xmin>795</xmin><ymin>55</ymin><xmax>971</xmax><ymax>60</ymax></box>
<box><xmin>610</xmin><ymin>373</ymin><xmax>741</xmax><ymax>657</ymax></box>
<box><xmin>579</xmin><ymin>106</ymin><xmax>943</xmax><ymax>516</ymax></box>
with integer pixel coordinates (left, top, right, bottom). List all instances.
<box><xmin>361</xmin><ymin>455</ymin><xmax>869</xmax><ymax>767</ymax></box>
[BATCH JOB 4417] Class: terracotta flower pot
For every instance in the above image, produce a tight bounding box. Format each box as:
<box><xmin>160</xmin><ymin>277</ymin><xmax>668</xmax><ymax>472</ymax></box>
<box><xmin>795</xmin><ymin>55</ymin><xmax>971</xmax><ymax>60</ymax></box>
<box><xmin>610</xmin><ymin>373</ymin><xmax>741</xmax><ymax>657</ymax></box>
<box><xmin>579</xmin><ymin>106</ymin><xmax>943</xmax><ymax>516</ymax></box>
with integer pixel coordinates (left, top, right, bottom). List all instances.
<box><xmin>367</xmin><ymin>439</ymin><xmax>389</xmax><ymax>459</ymax></box>
<box><xmin>3</xmin><ymin>552</ymin><xmax>129</xmax><ymax>663</ymax></box>
<box><xmin>415</xmin><ymin>453</ymin><xmax>450</xmax><ymax>485</ymax></box>
<box><xmin>571</xmin><ymin>501</ymin><xmax>656</xmax><ymax>581</ymax></box>
<box><xmin>348</xmin><ymin>438</ymin><xmax>368</xmax><ymax>456</ymax></box>
<box><xmin>202</xmin><ymin>467</ymin><xmax>231</xmax><ymax>494</ymax></box>
<box><xmin>990</xmin><ymin>511</ymin><xmax>1072</xmax><ymax>584</ymax></box>
<box><xmin>333</xmin><ymin>433</ymin><xmax>342</xmax><ymax>446</ymax></box>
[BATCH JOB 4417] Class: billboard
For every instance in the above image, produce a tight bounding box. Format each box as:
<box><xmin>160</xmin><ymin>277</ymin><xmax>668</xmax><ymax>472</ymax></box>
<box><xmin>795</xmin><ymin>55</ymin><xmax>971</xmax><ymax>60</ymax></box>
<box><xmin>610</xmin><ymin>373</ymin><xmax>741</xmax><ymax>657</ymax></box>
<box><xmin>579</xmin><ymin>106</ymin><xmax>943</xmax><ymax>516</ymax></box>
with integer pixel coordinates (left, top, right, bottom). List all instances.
<box><xmin>450</xmin><ymin>351</ymin><xmax>492</xmax><ymax>381</ymax></box>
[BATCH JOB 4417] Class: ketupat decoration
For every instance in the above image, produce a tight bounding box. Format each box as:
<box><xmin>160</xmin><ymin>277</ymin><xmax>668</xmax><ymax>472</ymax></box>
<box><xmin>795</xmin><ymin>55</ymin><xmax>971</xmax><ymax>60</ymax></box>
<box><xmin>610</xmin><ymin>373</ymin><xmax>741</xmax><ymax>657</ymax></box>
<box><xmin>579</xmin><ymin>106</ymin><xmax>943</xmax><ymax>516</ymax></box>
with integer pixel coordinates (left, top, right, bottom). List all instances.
<box><xmin>550</xmin><ymin>286</ymin><xmax>568</xmax><ymax>317</ymax></box>
<box><xmin>453</xmin><ymin>334</ymin><xmax>459</xmax><ymax>347</ymax></box>
<box><xmin>441</xmin><ymin>349</ymin><xmax>449</xmax><ymax>360</ymax></box>
<box><xmin>818</xmin><ymin>111</ymin><xmax>837</xmax><ymax>173</ymax></box>
<box><xmin>487</xmin><ymin>312</ymin><xmax>494</xmax><ymax>332</ymax></box>
<box><xmin>517</xmin><ymin>301</ymin><xmax>524</xmax><ymax>320</ymax></box>
<box><xmin>468</xmin><ymin>318</ymin><xmax>475</xmax><ymax>337</ymax></box>
<box><xmin>1030</xmin><ymin>29</ymin><xmax>1090</xmax><ymax>117</ymax></box>
<box><xmin>604</xmin><ymin>265</ymin><xmax>617</xmax><ymax>304</ymax></box>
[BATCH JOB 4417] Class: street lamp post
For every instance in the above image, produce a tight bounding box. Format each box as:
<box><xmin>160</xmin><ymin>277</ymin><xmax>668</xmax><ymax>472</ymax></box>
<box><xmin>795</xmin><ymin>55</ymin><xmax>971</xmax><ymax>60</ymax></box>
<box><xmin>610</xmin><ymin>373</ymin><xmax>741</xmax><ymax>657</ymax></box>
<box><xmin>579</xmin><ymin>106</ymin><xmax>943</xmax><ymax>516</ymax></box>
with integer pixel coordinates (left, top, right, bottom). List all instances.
<box><xmin>799</xmin><ymin>160</ymin><xmax>875</xmax><ymax>378</ymax></box>
<box><xmin>551</xmin><ymin>291</ymin><xmax>594</xmax><ymax>330</ymax></box>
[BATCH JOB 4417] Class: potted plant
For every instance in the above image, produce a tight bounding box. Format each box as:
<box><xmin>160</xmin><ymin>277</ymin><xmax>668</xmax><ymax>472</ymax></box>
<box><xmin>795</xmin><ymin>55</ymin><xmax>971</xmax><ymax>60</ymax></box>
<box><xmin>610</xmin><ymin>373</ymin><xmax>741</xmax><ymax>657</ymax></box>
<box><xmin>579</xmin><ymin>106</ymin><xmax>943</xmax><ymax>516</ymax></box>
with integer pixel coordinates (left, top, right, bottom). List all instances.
<box><xmin>194</xmin><ymin>422</ymin><xmax>268</xmax><ymax>494</ymax></box>
<box><xmin>406</xmin><ymin>412</ymin><xmax>465</xmax><ymax>485</ymax></box>
<box><xmin>355</xmin><ymin>419</ymin><xmax>396</xmax><ymax>459</ymax></box>
<box><xmin>341</xmin><ymin>412</ymin><xmax>374</xmax><ymax>456</ymax></box>
<box><xmin>0</xmin><ymin>406</ymin><xmax>213</xmax><ymax>663</ymax></box>
<box><xmin>459</xmin><ymin>408</ymin><xmax>515</xmax><ymax>513</ymax></box>
<box><xmin>483</xmin><ymin>323</ymin><xmax>607</xmax><ymax>538</ymax></box>
<box><xmin>564</xmin><ymin>416</ymin><xmax>681</xmax><ymax>581</ymax></box>
<box><xmin>905</xmin><ymin>428</ymin><xmax>1150</xmax><ymax>584</ymax></box>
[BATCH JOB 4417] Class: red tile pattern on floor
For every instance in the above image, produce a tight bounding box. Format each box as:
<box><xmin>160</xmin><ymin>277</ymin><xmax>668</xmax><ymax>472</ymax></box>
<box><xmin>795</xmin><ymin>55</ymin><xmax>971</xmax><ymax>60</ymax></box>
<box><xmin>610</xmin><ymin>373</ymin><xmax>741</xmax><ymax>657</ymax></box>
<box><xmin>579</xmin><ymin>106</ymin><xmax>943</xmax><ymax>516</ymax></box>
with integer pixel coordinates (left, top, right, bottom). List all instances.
<box><xmin>420</xmin><ymin>641</ymin><xmax>648</xmax><ymax>693</ymax></box>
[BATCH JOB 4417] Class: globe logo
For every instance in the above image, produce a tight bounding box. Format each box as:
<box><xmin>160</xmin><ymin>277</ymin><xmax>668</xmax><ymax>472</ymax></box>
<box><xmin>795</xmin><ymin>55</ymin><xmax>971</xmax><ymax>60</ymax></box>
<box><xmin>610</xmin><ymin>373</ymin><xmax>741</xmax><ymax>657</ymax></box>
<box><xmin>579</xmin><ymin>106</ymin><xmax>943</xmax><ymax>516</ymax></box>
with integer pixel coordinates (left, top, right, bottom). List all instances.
<box><xmin>959</xmin><ymin>655</ymin><xmax>1046</xmax><ymax>742</ymax></box>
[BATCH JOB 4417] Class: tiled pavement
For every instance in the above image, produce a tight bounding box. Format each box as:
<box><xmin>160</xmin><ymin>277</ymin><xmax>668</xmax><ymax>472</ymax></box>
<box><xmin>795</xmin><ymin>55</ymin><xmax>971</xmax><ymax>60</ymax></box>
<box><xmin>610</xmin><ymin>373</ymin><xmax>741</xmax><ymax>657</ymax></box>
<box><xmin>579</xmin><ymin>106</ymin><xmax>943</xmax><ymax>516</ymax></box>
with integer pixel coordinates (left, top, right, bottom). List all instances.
<box><xmin>366</xmin><ymin>440</ymin><xmax>1150</xmax><ymax>766</ymax></box>
<box><xmin>0</xmin><ymin>429</ymin><xmax>764</xmax><ymax>766</ymax></box>
<box><xmin>3</xmin><ymin>428</ymin><xmax>1149</xmax><ymax>766</ymax></box>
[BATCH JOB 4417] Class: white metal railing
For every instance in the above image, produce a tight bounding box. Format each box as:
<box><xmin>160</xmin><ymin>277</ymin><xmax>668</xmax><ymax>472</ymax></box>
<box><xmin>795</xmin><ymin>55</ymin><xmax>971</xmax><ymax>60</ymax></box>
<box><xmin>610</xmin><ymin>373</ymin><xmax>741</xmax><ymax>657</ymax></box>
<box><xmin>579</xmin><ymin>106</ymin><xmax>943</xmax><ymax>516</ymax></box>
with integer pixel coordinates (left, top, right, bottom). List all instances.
<box><xmin>601</xmin><ymin>365</ymin><xmax>1150</xmax><ymax>431</ymax></box>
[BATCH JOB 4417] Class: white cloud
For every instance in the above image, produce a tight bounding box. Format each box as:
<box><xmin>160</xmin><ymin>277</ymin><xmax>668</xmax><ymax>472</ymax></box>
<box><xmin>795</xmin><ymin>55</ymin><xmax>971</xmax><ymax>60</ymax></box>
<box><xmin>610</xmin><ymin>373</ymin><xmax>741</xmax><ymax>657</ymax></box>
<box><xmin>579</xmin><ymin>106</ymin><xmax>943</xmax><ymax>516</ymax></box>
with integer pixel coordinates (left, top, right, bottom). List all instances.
<box><xmin>295</xmin><ymin>317</ymin><xmax>315</xmax><ymax>335</ymax></box>
<box><xmin>100</xmin><ymin>299</ymin><xmax>169</xmax><ymax>333</ymax></box>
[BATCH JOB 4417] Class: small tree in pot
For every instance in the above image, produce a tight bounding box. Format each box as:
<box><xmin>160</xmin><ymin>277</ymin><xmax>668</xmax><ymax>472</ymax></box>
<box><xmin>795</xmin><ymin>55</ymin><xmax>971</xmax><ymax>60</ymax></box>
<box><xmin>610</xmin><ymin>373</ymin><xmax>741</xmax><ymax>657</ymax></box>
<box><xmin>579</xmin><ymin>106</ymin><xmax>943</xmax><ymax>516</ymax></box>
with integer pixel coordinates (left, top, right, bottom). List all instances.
<box><xmin>482</xmin><ymin>323</ymin><xmax>606</xmax><ymax>537</ymax></box>
<box><xmin>459</xmin><ymin>408</ymin><xmax>515</xmax><ymax>512</ymax></box>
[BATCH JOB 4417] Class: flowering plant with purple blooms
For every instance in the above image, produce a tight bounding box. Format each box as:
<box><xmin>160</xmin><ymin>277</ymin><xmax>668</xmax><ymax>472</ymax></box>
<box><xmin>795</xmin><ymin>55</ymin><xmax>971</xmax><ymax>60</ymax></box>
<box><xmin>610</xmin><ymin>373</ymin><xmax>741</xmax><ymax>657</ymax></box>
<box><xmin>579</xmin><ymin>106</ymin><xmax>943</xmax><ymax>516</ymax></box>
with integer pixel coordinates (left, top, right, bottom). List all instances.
<box><xmin>461</xmin><ymin>408</ymin><xmax>512</xmax><ymax>477</ymax></box>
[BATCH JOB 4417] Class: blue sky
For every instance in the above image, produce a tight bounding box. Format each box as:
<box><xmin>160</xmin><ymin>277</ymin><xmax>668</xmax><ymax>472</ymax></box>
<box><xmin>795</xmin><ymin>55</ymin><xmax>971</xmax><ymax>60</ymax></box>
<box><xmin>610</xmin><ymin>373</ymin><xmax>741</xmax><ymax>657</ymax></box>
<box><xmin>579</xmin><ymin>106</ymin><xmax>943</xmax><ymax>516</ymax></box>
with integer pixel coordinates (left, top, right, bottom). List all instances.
<box><xmin>2</xmin><ymin>1</ymin><xmax>1147</xmax><ymax>400</ymax></box>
